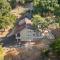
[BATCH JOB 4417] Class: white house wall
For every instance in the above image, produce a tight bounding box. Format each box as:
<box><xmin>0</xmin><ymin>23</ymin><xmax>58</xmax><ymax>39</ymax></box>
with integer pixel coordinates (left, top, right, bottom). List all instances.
<box><xmin>20</xmin><ymin>28</ymin><xmax>35</xmax><ymax>41</ymax></box>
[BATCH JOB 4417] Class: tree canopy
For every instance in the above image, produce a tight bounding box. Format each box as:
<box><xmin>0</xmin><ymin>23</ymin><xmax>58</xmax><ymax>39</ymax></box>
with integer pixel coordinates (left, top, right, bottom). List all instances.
<box><xmin>9</xmin><ymin>0</ymin><xmax>33</xmax><ymax>8</ymax></box>
<box><xmin>32</xmin><ymin>15</ymin><xmax>49</xmax><ymax>30</ymax></box>
<box><xmin>0</xmin><ymin>0</ymin><xmax>16</xmax><ymax>29</ymax></box>
<box><xmin>33</xmin><ymin>0</ymin><xmax>59</xmax><ymax>14</ymax></box>
<box><xmin>51</xmin><ymin>38</ymin><xmax>60</xmax><ymax>55</ymax></box>
<box><xmin>9</xmin><ymin>0</ymin><xmax>16</xmax><ymax>8</ymax></box>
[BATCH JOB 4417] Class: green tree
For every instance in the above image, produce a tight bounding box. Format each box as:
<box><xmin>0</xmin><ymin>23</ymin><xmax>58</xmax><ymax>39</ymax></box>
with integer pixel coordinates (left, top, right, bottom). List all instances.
<box><xmin>9</xmin><ymin>0</ymin><xmax>16</xmax><ymax>8</ymax></box>
<box><xmin>33</xmin><ymin>0</ymin><xmax>59</xmax><ymax>14</ymax></box>
<box><xmin>18</xmin><ymin>0</ymin><xmax>32</xmax><ymax>4</ymax></box>
<box><xmin>0</xmin><ymin>0</ymin><xmax>11</xmax><ymax>15</ymax></box>
<box><xmin>50</xmin><ymin>38</ymin><xmax>60</xmax><ymax>55</ymax></box>
<box><xmin>0</xmin><ymin>0</ymin><xmax>16</xmax><ymax>29</ymax></box>
<box><xmin>58</xmin><ymin>0</ymin><xmax>60</xmax><ymax>4</ymax></box>
<box><xmin>19</xmin><ymin>0</ymin><xmax>26</xmax><ymax>4</ymax></box>
<box><xmin>32</xmin><ymin>15</ymin><xmax>48</xmax><ymax>30</ymax></box>
<box><xmin>8</xmin><ymin>0</ymin><xmax>32</xmax><ymax>8</ymax></box>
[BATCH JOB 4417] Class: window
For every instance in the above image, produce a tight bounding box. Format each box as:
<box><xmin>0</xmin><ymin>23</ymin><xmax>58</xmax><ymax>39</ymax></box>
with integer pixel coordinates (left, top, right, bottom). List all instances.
<box><xmin>17</xmin><ymin>33</ymin><xmax>20</xmax><ymax>37</ymax></box>
<box><xmin>28</xmin><ymin>30</ymin><xmax>31</xmax><ymax>32</ymax></box>
<box><xmin>33</xmin><ymin>34</ymin><xmax>35</xmax><ymax>36</ymax></box>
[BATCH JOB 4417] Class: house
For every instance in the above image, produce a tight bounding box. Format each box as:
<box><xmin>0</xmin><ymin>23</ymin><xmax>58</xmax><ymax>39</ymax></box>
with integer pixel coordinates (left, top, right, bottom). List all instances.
<box><xmin>0</xmin><ymin>17</ymin><xmax>55</xmax><ymax>47</ymax></box>
<box><xmin>15</xmin><ymin>18</ymin><xmax>43</xmax><ymax>43</ymax></box>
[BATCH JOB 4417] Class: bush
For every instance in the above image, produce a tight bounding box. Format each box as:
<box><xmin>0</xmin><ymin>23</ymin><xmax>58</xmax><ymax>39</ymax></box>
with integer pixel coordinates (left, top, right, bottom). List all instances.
<box><xmin>50</xmin><ymin>38</ymin><xmax>60</xmax><ymax>55</ymax></box>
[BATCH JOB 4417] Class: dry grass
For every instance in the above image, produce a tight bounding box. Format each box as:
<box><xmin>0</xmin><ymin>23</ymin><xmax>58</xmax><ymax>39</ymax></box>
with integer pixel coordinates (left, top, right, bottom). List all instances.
<box><xmin>11</xmin><ymin>6</ymin><xmax>26</xmax><ymax>18</ymax></box>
